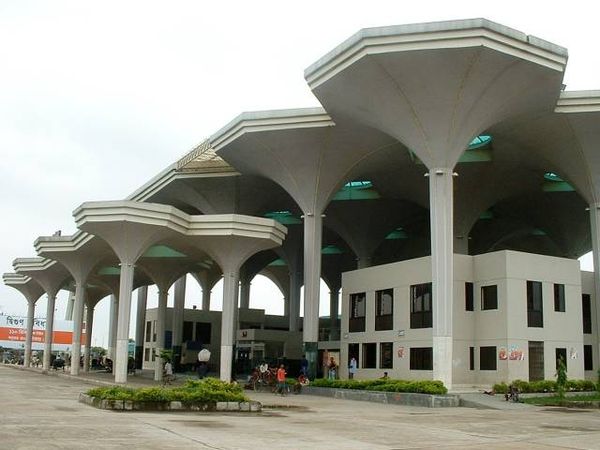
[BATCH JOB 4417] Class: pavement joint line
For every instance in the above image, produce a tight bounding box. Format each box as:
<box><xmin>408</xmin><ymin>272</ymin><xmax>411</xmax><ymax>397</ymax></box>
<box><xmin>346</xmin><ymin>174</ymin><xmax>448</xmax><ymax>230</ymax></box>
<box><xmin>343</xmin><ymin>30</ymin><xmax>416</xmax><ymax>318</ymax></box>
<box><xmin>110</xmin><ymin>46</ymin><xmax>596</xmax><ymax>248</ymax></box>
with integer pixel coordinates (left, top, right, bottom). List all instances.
<box><xmin>135</xmin><ymin>418</ymin><xmax>225</xmax><ymax>449</ymax></box>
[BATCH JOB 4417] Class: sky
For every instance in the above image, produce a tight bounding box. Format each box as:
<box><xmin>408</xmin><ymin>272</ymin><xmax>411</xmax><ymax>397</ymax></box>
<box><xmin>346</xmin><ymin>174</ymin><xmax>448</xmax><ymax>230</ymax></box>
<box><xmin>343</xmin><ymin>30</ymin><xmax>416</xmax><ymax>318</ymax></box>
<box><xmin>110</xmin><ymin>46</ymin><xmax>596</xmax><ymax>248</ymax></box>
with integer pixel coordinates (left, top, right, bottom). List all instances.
<box><xmin>0</xmin><ymin>0</ymin><xmax>598</xmax><ymax>347</ymax></box>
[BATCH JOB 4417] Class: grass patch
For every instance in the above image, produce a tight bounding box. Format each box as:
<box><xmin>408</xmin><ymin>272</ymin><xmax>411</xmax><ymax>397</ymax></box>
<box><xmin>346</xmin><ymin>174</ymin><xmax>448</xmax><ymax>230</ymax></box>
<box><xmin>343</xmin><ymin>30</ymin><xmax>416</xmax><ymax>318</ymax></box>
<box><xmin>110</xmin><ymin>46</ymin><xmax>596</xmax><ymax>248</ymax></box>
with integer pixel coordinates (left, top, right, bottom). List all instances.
<box><xmin>87</xmin><ymin>378</ymin><xmax>248</xmax><ymax>403</ymax></box>
<box><xmin>522</xmin><ymin>393</ymin><xmax>600</xmax><ymax>407</ymax></box>
<box><xmin>311</xmin><ymin>378</ymin><xmax>447</xmax><ymax>395</ymax></box>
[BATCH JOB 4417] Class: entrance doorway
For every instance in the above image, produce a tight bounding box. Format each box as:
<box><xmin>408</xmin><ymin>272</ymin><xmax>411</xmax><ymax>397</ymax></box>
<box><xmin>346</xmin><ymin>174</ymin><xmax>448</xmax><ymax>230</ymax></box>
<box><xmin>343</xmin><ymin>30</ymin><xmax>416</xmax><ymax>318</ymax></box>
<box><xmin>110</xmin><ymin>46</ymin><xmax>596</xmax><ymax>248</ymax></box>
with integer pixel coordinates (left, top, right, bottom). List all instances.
<box><xmin>528</xmin><ymin>341</ymin><xmax>544</xmax><ymax>381</ymax></box>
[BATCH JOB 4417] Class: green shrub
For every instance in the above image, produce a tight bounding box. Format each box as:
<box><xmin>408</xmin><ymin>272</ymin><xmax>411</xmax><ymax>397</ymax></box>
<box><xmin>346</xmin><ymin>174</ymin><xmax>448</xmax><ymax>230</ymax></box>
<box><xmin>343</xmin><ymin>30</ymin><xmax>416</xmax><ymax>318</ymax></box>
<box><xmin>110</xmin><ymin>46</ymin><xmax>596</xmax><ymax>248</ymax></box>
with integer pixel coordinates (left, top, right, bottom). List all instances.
<box><xmin>491</xmin><ymin>379</ymin><xmax>596</xmax><ymax>394</ymax></box>
<box><xmin>86</xmin><ymin>377</ymin><xmax>248</xmax><ymax>404</ymax></box>
<box><xmin>493</xmin><ymin>382</ymin><xmax>508</xmax><ymax>394</ymax></box>
<box><xmin>310</xmin><ymin>378</ymin><xmax>447</xmax><ymax>395</ymax></box>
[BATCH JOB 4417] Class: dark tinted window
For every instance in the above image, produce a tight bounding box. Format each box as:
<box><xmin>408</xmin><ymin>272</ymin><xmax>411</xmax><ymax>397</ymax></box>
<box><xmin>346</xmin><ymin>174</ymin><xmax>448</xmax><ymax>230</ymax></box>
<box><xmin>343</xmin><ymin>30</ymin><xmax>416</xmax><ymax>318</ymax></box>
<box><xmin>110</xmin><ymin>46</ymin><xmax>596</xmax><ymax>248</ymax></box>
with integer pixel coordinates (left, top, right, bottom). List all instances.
<box><xmin>410</xmin><ymin>283</ymin><xmax>432</xmax><ymax>329</ymax></box>
<box><xmin>380</xmin><ymin>342</ymin><xmax>393</xmax><ymax>369</ymax></box>
<box><xmin>527</xmin><ymin>281</ymin><xmax>544</xmax><ymax>328</ymax></box>
<box><xmin>465</xmin><ymin>282</ymin><xmax>474</xmax><ymax>311</ymax></box>
<box><xmin>583</xmin><ymin>294</ymin><xmax>592</xmax><ymax>334</ymax></box>
<box><xmin>410</xmin><ymin>347</ymin><xmax>432</xmax><ymax>370</ymax></box>
<box><xmin>375</xmin><ymin>289</ymin><xmax>393</xmax><ymax>331</ymax></box>
<box><xmin>554</xmin><ymin>284</ymin><xmax>565</xmax><ymax>312</ymax></box>
<box><xmin>481</xmin><ymin>285</ymin><xmax>498</xmax><ymax>310</ymax></box>
<box><xmin>480</xmin><ymin>346</ymin><xmax>497</xmax><ymax>370</ymax></box>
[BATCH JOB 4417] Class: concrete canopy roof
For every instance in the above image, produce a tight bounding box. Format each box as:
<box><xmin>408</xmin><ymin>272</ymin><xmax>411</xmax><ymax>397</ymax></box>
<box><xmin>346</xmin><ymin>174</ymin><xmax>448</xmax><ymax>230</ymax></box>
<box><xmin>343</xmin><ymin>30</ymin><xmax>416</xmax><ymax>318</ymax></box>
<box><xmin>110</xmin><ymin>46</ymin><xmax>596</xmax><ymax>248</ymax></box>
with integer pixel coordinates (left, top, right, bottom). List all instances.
<box><xmin>2</xmin><ymin>273</ymin><xmax>44</xmax><ymax>304</ymax></box>
<box><xmin>211</xmin><ymin>108</ymin><xmax>398</xmax><ymax>214</ymax></box>
<box><xmin>12</xmin><ymin>257</ymin><xmax>71</xmax><ymax>298</ymax></box>
<box><xmin>74</xmin><ymin>200</ymin><xmax>287</xmax><ymax>271</ymax></box>
<box><xmin>306</xmin><ymin>18</ymin><xmax>567</xmax><ymax>169</ymax></box>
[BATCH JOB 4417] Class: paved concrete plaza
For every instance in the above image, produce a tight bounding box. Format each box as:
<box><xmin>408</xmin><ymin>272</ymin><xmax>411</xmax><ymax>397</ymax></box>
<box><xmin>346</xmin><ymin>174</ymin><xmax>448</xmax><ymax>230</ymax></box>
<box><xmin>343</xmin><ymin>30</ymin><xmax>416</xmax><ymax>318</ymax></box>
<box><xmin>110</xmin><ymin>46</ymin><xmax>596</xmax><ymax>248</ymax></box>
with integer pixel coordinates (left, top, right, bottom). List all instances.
<box><xmin>2</xmin><ymin>365</ymin><xmax>600</xmax><ymax>449</ymax></box>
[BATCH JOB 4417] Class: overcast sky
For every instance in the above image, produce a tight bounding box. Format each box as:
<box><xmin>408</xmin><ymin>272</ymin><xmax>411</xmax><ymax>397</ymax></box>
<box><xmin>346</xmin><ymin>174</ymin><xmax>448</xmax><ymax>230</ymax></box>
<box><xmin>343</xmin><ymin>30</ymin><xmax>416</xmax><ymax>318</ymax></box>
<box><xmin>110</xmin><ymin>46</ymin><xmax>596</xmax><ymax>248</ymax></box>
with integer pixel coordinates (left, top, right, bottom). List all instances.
<box><xmin>1</xmin><ymin>1</ymin><xmax>598</xmax><ymax>347</ymax></box>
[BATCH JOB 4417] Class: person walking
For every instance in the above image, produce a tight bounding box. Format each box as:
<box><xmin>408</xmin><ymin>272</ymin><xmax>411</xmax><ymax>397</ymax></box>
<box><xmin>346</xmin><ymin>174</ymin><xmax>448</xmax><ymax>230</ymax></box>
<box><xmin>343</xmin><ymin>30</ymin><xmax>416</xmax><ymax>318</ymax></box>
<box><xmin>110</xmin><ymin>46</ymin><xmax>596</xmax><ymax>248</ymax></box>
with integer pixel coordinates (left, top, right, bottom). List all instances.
<box><xmin>328</xmin><ymin>356</ymin><xmax>337</xmax><ymax>380</ymax></box>
<box><xmin>276</xmin><ymin>364</ymin><xmax>287</xmax><ymax>396</ymax></box>
<box><xmin>348</xmin><ymin>356</ymin><xmax>357</xmax><ymax>380</ymax></box>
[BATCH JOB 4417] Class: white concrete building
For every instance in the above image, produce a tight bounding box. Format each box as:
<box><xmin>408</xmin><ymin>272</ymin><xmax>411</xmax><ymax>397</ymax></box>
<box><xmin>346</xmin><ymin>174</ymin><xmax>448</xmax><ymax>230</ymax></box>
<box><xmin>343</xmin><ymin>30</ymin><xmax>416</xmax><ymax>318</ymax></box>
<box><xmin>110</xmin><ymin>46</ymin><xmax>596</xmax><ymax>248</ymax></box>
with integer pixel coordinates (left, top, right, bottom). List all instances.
<box><xmin>4</xmin><ymin>19</ymin><xmax>600</xmax><ymax>388</ymax></box>
<box><xmin>340</xmin><ymin>251</ymin><xmax>594</xmax><ymax>384</ymax></box>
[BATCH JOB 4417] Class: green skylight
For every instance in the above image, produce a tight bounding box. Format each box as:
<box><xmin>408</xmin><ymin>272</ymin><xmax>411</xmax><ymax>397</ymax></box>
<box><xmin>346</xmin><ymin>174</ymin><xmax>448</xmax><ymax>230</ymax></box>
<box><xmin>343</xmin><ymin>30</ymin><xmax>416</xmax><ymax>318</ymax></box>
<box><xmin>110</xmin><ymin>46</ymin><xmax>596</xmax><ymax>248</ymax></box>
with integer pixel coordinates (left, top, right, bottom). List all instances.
<box><xmin>321</xmin><ymin>245</ymin><xmax>344</xmax><ymax>255</ymax></box>
<box><xmin>479</xmin><ymin>210</ymin><xmax>494</xmax><ymax>220</ymax></box>
<box><xmin>468</xmin><ymin>135</ymin><xmax>493</xmax><ymax>150</ymax></box>
<box><xmin>332</xmin><ymin>180</ymin><xmax>380</xmax><ymax>201</ymax></box>
<box><xmin>97</xmin><ymin>266</ymin><xmax>120</xmax><ymax>276</ymax></box>
<box><xmin>268</xmin><ymin>258</ymin><xmax>287</xmax><ymax>266</ymax></box>
<box><xmin>543</xmin><ymin>172</ymin><xmax>575</xmax><ymax>192</ymax></box>
<box><xmin>531</xmin><ymin>228</ymin><xmax>547</xmax><ymax>236</ymax></box>
<box><xmin>264</xmin><ymin>210</ymin><xmax>302</xmax><ymax>225</ymax></box>
<box><xmin>385</xmin><ymin>227</ymin><xmax>408</xmax><ymax>240</ymax></box>
<box><xmin>143</xmin><ymin>245</ymin><xmax>187</xmax><ymax>258</ymax></box>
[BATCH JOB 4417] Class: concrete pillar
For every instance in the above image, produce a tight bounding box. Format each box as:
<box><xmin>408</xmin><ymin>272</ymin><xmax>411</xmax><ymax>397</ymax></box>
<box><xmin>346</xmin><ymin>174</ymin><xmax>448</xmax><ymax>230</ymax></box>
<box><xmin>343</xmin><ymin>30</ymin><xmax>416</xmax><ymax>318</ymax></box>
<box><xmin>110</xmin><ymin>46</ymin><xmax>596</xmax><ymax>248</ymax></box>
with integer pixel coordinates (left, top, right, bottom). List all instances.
<box><xmin>64</xmin><ymin>291</ymin><xmax>75</xmax><ymax>321</ymax></box>
<box><xmin>115</xmin><ymin>263</ymin><xmax>135</xmax><ymax>384</ymax></box>
<box><xmin>429</xmin><ymin>168</ymin><xmax>454</xmax><ymax>388</ymax></box>
<box><xmin>356</xmin><ymin>256</ymin><xmax>372</xmax><ymax>269</ymax></box>
<box><xmin>454</xmin><ymin>237</ymin><xmax>469</xmax><ymax>255</ymax></box>
<box><xmin>42</xmin><ymin>293</ymin><xmax>56</xmax><ymax>371</ymax></box>
<box><xmin>589</xmin><ymin>204</ymin><xmax>600</xmax><ymax>362</ymax></box>
<box><xmin>329</xmin><ymin>289</ymin><xmax>340</xmax><ymax>340</ymax></box>
<box><xmin>83</xmin><ymin>305</ymin><xmax>94</xmax><ymax>372</ymax></box>
<box><xmin>24</xmin><ymin>301</ymin><xmax>35</xmax><ymax>367</ymax></box>
<box><xmin>303</xmin><ymin>214</ymin><xmax>322</xmax><ymax>379</ymax></box>
<box><xmin>284</xmin><ymin>294</ymin><xmax>290</xmax><ymax>318</ymax></box>
<box><xmin>202</xmin><ymin>289</ymin><xmax>211</xmax><ymax>311</ymax></box>
<box><xmin>134</xmin><ymin>286</ymin><xmax>148</xmax><ymax>370</ymax></box>
<box><xmin>107</xmin><ymin>295</ymin><xmax>118</xmax><ymax>360</ymax></box>
<box><xmin>220</xmin><ymin>269</ymin><xmax>239</xmax><ymax>382</ymax></box>
<box><xmin>289</xmin><ymin>270</ymin><xmax>302</xmax><ymax>332</ymax></box>
<box><xmin>239</xmin><ymin>279</ymin><xmax>251</xmax><ymax>309</ymax></box>
<box><xmin>70</xmin><ymin>282</ymin><xmax>86</xmax><ymax>376</ymax></box>
<box><xmin>172</xmin><ymin>276</ymin><xmax>186</xmax><ymax>372</ymax></box>
<box><xmin>154</xmin><ymin>289</ymin><xmax>168</xmax><ymax>381</ymax></box>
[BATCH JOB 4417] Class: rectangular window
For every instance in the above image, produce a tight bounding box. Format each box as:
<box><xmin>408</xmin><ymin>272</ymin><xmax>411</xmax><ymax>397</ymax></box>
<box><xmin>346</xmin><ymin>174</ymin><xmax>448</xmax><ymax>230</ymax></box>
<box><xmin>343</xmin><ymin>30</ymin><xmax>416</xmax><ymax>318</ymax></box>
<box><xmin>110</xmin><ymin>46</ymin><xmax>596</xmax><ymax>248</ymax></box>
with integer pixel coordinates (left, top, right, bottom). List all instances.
<box><xmin>584</xmin><ymin>345</ymin><xmax>593</xmax><ymax>371</ymax></box>
<box><xmin>151</xmin><ymin>348</ymin><xmax>156</xmax><ymax>361</ymax></box>
<box><xmin>481</xmin><ymin>285</ymin><xmax>498</xmax><ymax>310</ymax></box>
<box><xmin>554</xmin><ymin>284</ymin><xmax>565</xmax><ymax>312</ymax></box>
<box><xmin>380</xmin><ymin>342</ymin><xmax>393</xmax><ymax>369</ymax></box>
<box><xmin>362</xmin><ymin>343</ymin><xmax>377</xmax><ymax>369</ymax></box>
<box><xmin>144</xmin><ymin>348</ymin><xmax>150</xmax><ymax>362</ymax></box>
<box><xmin>195</xmin><ymin>322</ymin><xmax>212</xmax><ymax>344</ymax></box>
<box><xmin>410</xmin><ymin>347</ymin><xmax>433</xmax><ymax>370</ymax></box>
<box><xmin>152</xmin><ymin>320</ymin><xmax>157</xmax><ymax>342</ymax></box>
<box><xmin>555</xmin><ymin>348</ymin><xmax>567</xmax><ymax>371</ymax></box>
<box><xmin>348</xmin><ymin>343</ymin><xmax>360</xmax><ymax>369</ymax></box>
<box><xmin>527</xmin><ymin>281</ymin><xmax>544</xmax><ymax>328</ymax></box>
<box><xmin>145</xmin><ymin>321</ymin><xmax>152</xmax><ymax>343</ymax></box>
<box><xmin>582</xmin><ymin>294</ymin><xmax>592</xmax><ymax>334</ymax></box>
<box><xmin>410</xmin><ymin>283</ymin><xmax>432</xmax><ymax>329</ymax></box>
<box><xmin>375</xmin><ymin>289</ymin><xmax>394</xmax><ymax>331</ymax></box>
<box><xmin>465</xmin><ymin>282</ymin><xmax>474</xmax><ymax>311</ymax></box>
<box><xmin>480</xmin><ymin>346</ymin><xmax>497</xmax><ymax>370</ymax></box>
<box><xmin>469</xmin><ymin>346</ymin><xmax>475</xmax><ymax>371</ymax></box>
<box><xmin>349</xmin><ymin>292</ymin><xmax>366</xmax><ymax>333</ymax></box>
<box><xmin>183</xmin><ymin>321</ymin><xmax>194</xmax><ymax>342</ymax></box>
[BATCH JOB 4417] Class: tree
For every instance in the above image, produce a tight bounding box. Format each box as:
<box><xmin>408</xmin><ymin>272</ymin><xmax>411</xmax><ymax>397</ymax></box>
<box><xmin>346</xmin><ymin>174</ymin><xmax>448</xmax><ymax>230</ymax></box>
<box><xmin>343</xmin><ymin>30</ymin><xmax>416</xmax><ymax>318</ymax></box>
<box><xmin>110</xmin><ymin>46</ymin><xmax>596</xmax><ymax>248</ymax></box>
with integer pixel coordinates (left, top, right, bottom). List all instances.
<box><xmin>556</xmin><ymin>356</ymin><xmax>567</xmax><ymax>402</ymax></box>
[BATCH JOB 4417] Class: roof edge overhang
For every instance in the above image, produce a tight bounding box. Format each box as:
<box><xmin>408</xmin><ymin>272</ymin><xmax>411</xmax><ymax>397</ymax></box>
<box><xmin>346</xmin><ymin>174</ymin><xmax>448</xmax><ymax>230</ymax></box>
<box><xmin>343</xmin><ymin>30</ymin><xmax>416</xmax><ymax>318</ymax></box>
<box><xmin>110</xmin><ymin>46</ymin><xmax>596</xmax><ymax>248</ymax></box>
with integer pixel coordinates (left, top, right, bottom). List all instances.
<box><xmin>73</xmin><ymin>200</ymin><xmax>287</xmax><ymax>244</ymax></box>
<box><xmin>34</xmin><ymin>230</ymin><xmax>94</xmax><ymax>255</ymax></box>
<box><xmin>210</xmin><ymin>107</ymin><xmax>334</xmax><ymax>151</ymax></box>
<box><xmin>2</xmin><ymin>273</ymin><xmax>32</xmax><ymax>286</ymax></box>
<box><xmin>555</xmin><ymin>90</ymin><xmax>600</xmax><ymax>113</ymax></box>
<box><xmin>128</xmin><ymin>163</ymin><xmax>177</xmax><ymax>202</ymax></box>
<box><xmin>13</xmin><ymin>257</ymin><xmax>57</xmax><ymax>273</ymax></box>
<box><xmin>304</xmin><ymin>18</ymin><xmax>568</xmax><ymax>89</ymax></box>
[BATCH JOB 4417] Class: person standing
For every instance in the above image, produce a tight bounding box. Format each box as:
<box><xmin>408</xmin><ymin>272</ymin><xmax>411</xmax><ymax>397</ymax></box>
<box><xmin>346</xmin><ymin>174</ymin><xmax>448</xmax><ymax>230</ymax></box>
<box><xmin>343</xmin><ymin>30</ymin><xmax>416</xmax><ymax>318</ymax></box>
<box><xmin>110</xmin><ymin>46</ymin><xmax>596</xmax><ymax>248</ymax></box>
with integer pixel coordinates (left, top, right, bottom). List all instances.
<box><xmin>300</xmin><ymin>354</ymin><xmax>309</xmax><ymax>377</ymax></box>
<box><xmin>328</xmin><ymin>356</ymin><xmax>337</xmax><ymax>380</ymax></box>
<box><xmin>276</xmin><ymin>364</ymin><xmax>287</xmax><ymax>396</ymax></box>
<box><xmin>348</xmin><ymin>356</ymin><xmax>357</xmax><ymax>380</ymax></box>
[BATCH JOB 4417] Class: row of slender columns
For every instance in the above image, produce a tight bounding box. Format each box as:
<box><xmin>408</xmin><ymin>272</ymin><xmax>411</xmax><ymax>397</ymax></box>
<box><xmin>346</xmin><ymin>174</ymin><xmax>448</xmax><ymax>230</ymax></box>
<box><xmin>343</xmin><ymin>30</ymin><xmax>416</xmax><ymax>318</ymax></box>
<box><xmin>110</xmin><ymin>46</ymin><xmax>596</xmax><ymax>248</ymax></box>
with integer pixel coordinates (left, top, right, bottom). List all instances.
<box><xmin>134</xmin><ymin>286</ymin><xmax>147</xmax><ymax>369</ymax></box>
<box><xmin>42</xmin><ymin>293</ymin><xmax>56</xmax><ymax>371</ymax></box>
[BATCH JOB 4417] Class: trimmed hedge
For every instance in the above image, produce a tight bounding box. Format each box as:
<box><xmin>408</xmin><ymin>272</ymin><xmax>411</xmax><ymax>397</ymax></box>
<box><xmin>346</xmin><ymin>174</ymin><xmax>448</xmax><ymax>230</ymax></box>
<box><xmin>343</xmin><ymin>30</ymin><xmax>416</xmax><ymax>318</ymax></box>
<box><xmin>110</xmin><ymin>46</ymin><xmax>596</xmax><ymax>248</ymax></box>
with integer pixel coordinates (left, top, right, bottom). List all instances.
<box><xmin>87</xmin><ymin>378</ymin><xmax>248</xmax><ymax>403</ymax></box>
<box><xmin>311</xmin><ymin>378</ymin><xmax>447</xmax><ymax>395</ymax></box>
<box><xmin>493</xmin><ymin>379</ymin><xmax>597</xmax><ymax>394</ymax></box>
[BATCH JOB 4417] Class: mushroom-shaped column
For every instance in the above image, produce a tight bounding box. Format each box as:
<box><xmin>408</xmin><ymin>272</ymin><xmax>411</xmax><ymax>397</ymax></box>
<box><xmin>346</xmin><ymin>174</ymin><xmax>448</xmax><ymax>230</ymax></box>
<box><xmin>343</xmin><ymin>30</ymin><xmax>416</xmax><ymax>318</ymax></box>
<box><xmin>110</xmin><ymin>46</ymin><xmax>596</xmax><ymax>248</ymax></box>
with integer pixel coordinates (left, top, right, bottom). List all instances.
<box><xmin>239</xmin><ymin>251</ymin><xmax>280</xmax><ymax>309</ymax></box>
<box><xmin>134</xmin><ymin>285</ymin><xmax>148</xmax><ymax>370</ymax></box>
<box><xmin>2</xmin><ymin>274</ymin><xmax>44</xmax><ymax>367</ymax></box>
<box><xmin>550</xmin><ymin>92</ymin><xmax>600</xmax><ymax>355</ymax></box>
<box><xmin>183</xmin><ymin>215</ymin><xmax>286</xmax><ymax>381</ymax></box>
<box><xmin>171</xmin><ymin>277</ymin><xmax>185</xmax><ymax>372</ymax></box>
<box><xmin>35</xmin><ymin>232</ymin><xmax>111</xmax><ymax>376</ymax></box>
<box><xmin>305</xmin><ymin>19</ymin><xmax>567</xmax><ymax>387</ymax></box>
<box><xmin>74</xmin><ymin>201</ymin><xmax>186</xmax><ymax>383</ymax></box>
<box><xmin>192</xmin><ymin>264</ymin><xmax>223</xmax><ymax>311</ymax></box>
<box><xmin>82</xmin><ymin>284</ymin><xmax>111</xmax><ymax>372</ymax></box>
<box><xmin>11</xmin><ymin>258</ymin><xmax>69</xmax><ymax>370</ymax></box>
<box><xmin>137</xmin><ymin>252</ymin><xmax>193</xmax><ymax>381</ymax></box>
<box><xmin>212</xmin><ymin>109</ymin><xmax>396</xmax><ymax>378</ymax></box>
